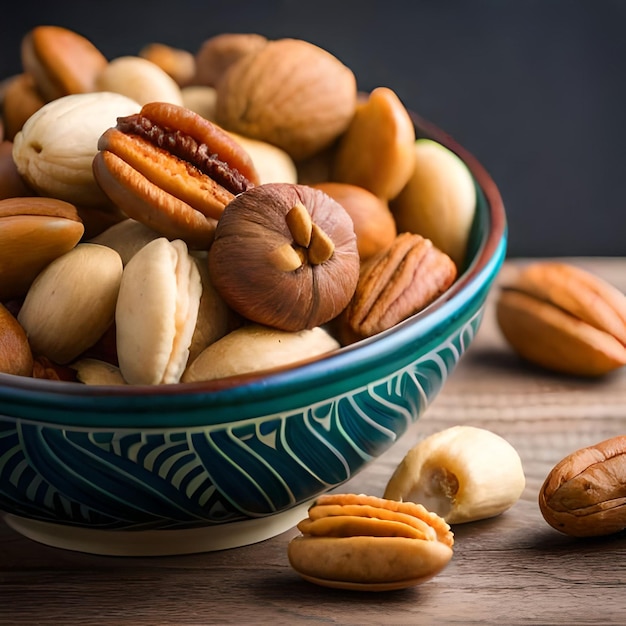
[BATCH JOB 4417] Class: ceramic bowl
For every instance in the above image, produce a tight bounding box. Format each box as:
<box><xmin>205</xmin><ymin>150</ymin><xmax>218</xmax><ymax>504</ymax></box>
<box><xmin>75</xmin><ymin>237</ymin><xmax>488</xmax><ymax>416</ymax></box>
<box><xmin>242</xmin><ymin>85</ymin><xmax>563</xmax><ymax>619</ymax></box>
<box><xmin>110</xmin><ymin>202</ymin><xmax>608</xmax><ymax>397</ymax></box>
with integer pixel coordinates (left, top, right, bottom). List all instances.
<box><xmin>0</xmin><ymin>113</ymin><xmax>507</xmax><ymax>556</ymax></box>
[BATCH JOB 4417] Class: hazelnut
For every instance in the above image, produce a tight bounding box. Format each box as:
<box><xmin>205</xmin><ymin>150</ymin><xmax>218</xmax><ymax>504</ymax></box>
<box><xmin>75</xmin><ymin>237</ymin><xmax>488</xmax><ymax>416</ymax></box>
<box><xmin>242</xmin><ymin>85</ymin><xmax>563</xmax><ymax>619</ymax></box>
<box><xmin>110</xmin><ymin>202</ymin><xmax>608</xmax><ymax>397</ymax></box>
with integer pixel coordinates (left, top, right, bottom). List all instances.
<box><xmin>208</xmin><ymin>183</ymin><xmax>360</xmax><ymax>332</ymax></box>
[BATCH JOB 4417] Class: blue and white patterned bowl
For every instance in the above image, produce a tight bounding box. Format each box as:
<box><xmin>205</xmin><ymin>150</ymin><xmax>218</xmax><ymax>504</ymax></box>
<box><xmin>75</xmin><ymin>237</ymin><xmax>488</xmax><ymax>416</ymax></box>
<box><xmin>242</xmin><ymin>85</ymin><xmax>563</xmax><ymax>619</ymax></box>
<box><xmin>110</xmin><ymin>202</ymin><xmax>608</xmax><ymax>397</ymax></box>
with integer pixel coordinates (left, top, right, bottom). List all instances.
<box><xmin>0</xmin><ymin>114</ymin><xmax>506</xmax><ymax>555</ymax></box>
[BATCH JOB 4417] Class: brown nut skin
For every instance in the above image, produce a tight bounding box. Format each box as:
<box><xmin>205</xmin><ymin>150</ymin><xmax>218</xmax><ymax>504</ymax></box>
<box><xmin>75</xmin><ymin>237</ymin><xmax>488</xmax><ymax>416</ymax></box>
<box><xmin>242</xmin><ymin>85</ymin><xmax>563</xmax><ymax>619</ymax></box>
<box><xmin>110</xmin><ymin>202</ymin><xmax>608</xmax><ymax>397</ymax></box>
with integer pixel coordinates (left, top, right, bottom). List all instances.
<box><xmin>1</xmin><ymin>73</ymin><xmax>45</xmax><ymax>141</ymax></box>
<box><xmin>0</xmin><ymin>141</ymin><xmax>34</xmax><ymax>200</ymax></box>
<box><xmin>208</xmin><ymin>183</ymin><xmax>360</xmax><ymax>332</ymax></box>
<box><xmin>338</xmin><ymin>233</ymin><xmax>457</xmax><ymax>344</ymax></box>
<box><xmin>312</xmin><ymin>182</ymin><xmax>397</xmax><ymax>262</ymax></box>
<box><xmin>0</xmin><ymin>303</ymin><xmax>33</xmax><ymax>377</ymax></box>
<box><xmin>332</xmin><ymin>87</ymin><xmax>416</xmax><ymax>201</ymax></box>
<box><xmin>193</xmin><ymin>33</ymin><xmax>268</xmax><ymax>87</ymax></box>
<box><xmin>539</xmin><ymin>435</ymin><xmax>626</xmax><ymax>537</ymax></box>
<box><xmin>74</xmin><ymin>203</ymin><xmax>127</xmax><ymax>241</ymax></box>
<box><xmin>93</xmin><ymin>102</ymin><xmax>260</xmax><ymax>249</ymax></box>
<box><xmin>32</xmin><ymin>355</ymin><xmax>78</xmax><ymax>382</ymax></box>
<box><xmin>0</xmin><ymin>197</ymin><xmax>84</xmax><ymax>301</ymax></box>
<box><xmin>496</xmin><ymin>262</ymin><xmax>626</xmax><ymax>377</ymax></box>
<box><xmin>139</xmin><ymin>43</ymin><xmax>196</xmax><ymax>87</ymax></box>
<box><xmin>215</xmin><ymin>38</ymin><xmax>357</xmax><ymax>161</ymax></box>
<box><xmin>21</xmin><ymin>25</ymin><xmax>108</xmax><ymax>102</ymax></box>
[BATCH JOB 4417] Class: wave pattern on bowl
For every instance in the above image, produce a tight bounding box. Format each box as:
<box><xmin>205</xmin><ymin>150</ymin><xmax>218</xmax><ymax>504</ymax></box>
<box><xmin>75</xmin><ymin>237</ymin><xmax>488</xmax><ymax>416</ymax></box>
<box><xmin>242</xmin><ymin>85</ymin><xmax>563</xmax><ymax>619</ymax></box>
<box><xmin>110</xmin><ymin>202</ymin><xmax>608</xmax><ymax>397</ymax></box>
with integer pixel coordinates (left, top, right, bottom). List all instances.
<box><xmin>0</xmin><ymin>307</ymin><xmax>482</xmax><ymax>530</ymax></box>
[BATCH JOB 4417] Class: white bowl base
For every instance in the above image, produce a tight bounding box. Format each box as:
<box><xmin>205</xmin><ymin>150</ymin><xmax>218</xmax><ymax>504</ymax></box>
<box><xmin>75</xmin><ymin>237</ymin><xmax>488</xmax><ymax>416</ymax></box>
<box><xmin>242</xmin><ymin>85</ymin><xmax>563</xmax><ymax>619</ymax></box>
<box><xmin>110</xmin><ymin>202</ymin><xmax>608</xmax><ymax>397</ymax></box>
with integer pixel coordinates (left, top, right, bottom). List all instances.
<box><xmin>3</xmin><ymin>504</ymin><xmax>310</xmax><ymax>556</ymax></box>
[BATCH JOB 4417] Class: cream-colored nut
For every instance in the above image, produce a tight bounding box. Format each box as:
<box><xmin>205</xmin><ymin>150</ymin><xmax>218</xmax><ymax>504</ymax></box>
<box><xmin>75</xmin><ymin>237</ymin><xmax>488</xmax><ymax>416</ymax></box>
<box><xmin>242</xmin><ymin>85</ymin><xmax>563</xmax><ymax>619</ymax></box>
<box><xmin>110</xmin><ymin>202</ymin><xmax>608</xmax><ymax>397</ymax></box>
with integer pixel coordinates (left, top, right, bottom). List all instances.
<box><xmin>182</xmin><ymin>324</ymin><xmax>339</xmax><ymax>382</ymax></box>
<box><xmin>90</xmin><ymin>218</ymin><xmax>162</xmax><ymax>265</ymax></box>
<box><xmin>17</xmin><ymin>243</ymin><xmax>124</xmax><ymax>364</ymax></box>
<box><xmin>391</xmin><ymin>138</ymin><xmax>477</xmax><ymax>268</ymax></box>
<box><xmin>496</xmin><ymin>262</ymin><xmax>626</xmax><ymax>377</ymax></box>
<box><xmin>181</xmin><ymin>85</ymin><xmax>217</xmax><ymax>121</ymax></box>
<box><xmin>187</xmin><ymin>253</ymin><xmax>242</xmax><ymax>365</ymax></box>
<box><xmin>227</xmin><ymin>132</ymin><xmax>297</xmax><ymax>184</ymax></box>
<box><xmin>384</xmin><ymin>425</ymin><xmax>526</xmax><ymax>524</ymax></box>
<box><xmin>95</xmin><ymin>56</ymin><xmax>184</xmax><ymax>106</ymax></box>
<box><xmin>71</xmin><ymin>358</ymin><xmax>127</xmax><ymax>385</ymax></box>
<box><xmin>539</xmin><ymin>435</ymin><xmax>626</xmax><ymax>537</ymax></box>
<box><xmin>12</xmin><ymin>92</ymin><xmax>141</xmax><ymax>207</ymax></box>
<box><xmin>115</xmin><ymin>237</ymin><xmax>202</xmax><ymax>385</ymax></box>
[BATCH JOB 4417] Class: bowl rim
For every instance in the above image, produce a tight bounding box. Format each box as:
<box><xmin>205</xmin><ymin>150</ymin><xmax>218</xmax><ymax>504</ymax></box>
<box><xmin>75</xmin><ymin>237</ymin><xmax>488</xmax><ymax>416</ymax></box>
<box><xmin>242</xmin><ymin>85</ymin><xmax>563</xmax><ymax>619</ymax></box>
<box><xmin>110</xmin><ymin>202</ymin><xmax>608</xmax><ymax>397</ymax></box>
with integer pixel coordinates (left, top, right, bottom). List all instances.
<box><xmin>0</xmin><ymin>112</ymin><xmax>507</xmax><ymax>410</ymax></box>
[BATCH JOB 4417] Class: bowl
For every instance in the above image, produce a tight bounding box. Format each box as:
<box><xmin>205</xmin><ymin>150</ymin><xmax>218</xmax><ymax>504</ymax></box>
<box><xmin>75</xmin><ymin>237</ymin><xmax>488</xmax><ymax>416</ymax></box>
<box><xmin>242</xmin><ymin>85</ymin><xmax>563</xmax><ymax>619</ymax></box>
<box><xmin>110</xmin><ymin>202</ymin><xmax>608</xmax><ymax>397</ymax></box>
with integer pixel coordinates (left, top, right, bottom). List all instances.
<box><xmin>0</xmin><ymin>113</ymin><xmax>507</xmax><ymax>556</ymax></box>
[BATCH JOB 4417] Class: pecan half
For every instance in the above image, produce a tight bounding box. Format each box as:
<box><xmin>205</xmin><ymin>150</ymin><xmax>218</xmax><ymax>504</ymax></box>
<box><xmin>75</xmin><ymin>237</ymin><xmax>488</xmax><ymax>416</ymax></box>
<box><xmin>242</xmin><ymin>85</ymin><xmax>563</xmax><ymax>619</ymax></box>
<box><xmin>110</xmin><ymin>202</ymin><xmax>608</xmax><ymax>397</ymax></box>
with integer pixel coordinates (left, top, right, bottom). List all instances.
<box><xmin>539</xmin><ymin>435</ymin><xmax>626</xmax><ymax>537</ymax></box>
<box><xmin>288</xmin><ymin>493</ymin><xmax>454</xmax><ymax>590</ymax></box>
<box><xmin>339</xmin><ymin>232</ymin><xmax>457</xmax><ymax>343</ymax></box>
<box><xmin>93</xmin><ymin>102</ymin><xmax>261</xmax><ymax>249</ymax></box>
<box><xmin>496</xmin><ymin>262</ymin><xmax>626</xmax><ymax>376</ymax></box>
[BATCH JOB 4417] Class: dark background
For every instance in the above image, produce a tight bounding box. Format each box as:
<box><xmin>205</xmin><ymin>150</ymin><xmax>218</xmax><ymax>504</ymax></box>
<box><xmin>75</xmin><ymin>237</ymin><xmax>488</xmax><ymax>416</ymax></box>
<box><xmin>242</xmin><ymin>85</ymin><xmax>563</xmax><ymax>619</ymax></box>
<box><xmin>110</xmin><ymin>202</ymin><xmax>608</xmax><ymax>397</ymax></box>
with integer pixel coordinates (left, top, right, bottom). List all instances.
<box><xmin>2</xmin><ymin>0</ymin><xmax>625</xmax><ymax>259</ymax></box>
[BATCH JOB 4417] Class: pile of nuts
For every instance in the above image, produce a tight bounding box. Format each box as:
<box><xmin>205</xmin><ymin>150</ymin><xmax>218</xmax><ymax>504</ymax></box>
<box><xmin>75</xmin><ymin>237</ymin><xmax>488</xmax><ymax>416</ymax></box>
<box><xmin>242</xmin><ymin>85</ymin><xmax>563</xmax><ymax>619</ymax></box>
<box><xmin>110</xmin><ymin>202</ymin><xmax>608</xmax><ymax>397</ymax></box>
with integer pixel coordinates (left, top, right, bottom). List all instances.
<box><xmin>0</xmin><ymin>25</ymin><xmax>475</xmax><ymax>385</ymax></box>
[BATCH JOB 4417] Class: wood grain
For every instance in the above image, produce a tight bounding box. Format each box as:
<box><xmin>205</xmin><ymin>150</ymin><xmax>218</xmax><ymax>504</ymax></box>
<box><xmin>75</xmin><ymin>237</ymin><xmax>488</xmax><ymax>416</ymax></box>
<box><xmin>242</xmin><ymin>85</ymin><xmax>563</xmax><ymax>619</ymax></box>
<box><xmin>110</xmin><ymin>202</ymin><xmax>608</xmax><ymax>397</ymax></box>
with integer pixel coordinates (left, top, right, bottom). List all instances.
<box><xmin>2</xmin><ymin>258</ymin><xmax>626</xmax><ymax>625</ymax></box>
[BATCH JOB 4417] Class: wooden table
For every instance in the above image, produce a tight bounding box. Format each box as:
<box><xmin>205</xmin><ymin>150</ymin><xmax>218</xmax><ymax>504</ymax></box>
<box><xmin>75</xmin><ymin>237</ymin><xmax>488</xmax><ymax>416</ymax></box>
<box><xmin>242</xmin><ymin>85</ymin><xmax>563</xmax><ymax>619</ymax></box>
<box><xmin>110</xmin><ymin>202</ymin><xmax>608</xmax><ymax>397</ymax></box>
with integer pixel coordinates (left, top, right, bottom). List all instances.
<box><xmin>2</xmin><ymin>258</ymin><xmax>625</xmax><ymax>625</ymax></box>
